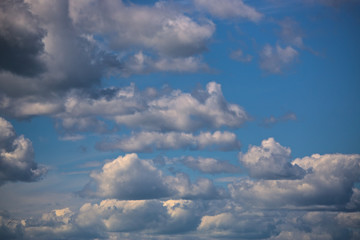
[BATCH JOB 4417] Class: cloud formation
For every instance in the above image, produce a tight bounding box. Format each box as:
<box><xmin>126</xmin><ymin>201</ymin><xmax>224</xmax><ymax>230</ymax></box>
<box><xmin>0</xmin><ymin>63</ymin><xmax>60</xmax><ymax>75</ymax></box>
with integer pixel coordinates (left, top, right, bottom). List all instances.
<box><xmin>82</xmin><ymin>153</ymin><xmax>225</xmax><ymax>200</ymax></box>
<box><xmin>260</xmin><ymin>44</ymin><xmax>298</xmax><ymax>73</ymax></box>
<box><xmin>183</xmin><ymin>156</ymin><xmax>241</xmax><ymax>174</ymax></box>
<box><xmin>194</xmin><ymin>0</ymin><xmax>263</xmax><ymax>22</ymax></box>
<box><xmin>231</xmin><ymin>139</ymin><xmax>360</xmax><ymax>209</ymax></box>
<box><xmin>97</xmin><ymin>131</ymin><xmax>241</xmax><ymax>152</ymax></box>
<box><xmin>0</xmin><ymin>117</ymin><xmax>47</xmax><ymax>185</ymax></box>
<box><xmin>239</xmin><ymin>138</ymin><xmax>306</xmax><ymax>179</ymax></box>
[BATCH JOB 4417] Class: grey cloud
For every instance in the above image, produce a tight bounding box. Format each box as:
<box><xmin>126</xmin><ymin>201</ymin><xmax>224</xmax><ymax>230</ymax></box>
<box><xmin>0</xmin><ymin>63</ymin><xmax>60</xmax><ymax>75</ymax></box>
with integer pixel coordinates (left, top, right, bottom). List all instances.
<box><xmin>81</xmin><ymin>153</ymin><xmax>225</xmax><ymax>200</ymax></box>
<box><xmin>230</xmin><ymin>49</ymin><xmax>253</xmax><ymax>63</ymax></box>
<box><xmin>239</xmin><ymin>138</ymin><xmax>306</xmax><ymax>180</ymax></box>
<box><xmin>194</xmin><ymin>0</ymin><xmax>263</xmax><ymax>22</ymax></box>
<box><xmin>0</xmin><ymin>117</ymin><xmax>47</xmax><ymax>185</ymax></box>
<box><xmin>183</xmin><ymin>156</ymin><xmax>241</xmax><ymax>174</ymax></box>
<box><xmin>231</xmin><ymin>139</ymin><xmax>360</xmax><ymax>209</ymax></box>
<box><xmin>96</xmin><ymin>131</ymin><xmax>241</xmax><ymax>152</ymax></box>
<box><xmin>259</xmin><ymin>44</ymin><xmax>298</xmax><ymax>74</ymax></box>
<box><xmin>0</xmin><ymin>0</ymin><xmax>46</xmax><ymax>77</ymax></box>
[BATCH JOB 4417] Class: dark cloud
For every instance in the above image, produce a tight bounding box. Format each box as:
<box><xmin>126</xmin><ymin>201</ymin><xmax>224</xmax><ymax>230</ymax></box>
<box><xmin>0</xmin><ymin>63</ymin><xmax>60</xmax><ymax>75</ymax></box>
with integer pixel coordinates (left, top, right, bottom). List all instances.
<box><xmin>0</xmin><ymin>117</ymin><xmax>47</xmax><ymax>185</ymax></box>
<box><xmin>0</xmin><ymin>0</ymin><xmax>46</xmax><ymax>77</ymax></box>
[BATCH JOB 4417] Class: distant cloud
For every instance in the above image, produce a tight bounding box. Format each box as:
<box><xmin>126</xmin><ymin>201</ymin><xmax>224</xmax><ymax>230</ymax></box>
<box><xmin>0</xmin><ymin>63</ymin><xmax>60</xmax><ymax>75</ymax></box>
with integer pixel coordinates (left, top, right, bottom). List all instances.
<box><xmin>183</xmin><ymin>156</ymin><xmax>241</xmax><ymax>174</ymax></box>
<box><xmin>194</xmin><ymin>0</ymin><xmax>263</xmax><ymax>22</ymax></box>
<box><xmin>261</xmin><ymin>112</ymin><xmax>297</xmax><ymax>127</ymax></box>
<box><xmin>232</xmin><ymin>140</ymin><xmax>360</xmax><ymax>209</ymax></box>
<box><xmin>239</xmin><ymin>138</ymin><xmax>306</xmax><ymax>180</ymax></box>
<box><xmin>230</xmin><ymin>49</ymin><xmax>253</xmax><ymax>62</ymax></box>
<box><xmin>260</xmin><ymin>44</ymin><xmax>298</xmax><ymax>74</ymax></box>
<box><xmin>96</xmin><ymin>131</ymin><xmax>241</xmax><ymax>152</ymax></box>
<box><xmin>0</xmin><ymin>117</ymin><xmax>47</xmax><ymax>185</ymax></box>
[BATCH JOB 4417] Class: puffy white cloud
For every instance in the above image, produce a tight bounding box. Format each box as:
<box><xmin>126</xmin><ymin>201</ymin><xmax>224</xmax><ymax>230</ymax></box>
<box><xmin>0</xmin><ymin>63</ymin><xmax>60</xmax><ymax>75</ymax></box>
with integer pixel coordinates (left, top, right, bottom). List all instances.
<box><xmin>0</xmin><ymin>117</ymin><xmax>47</xmax><ymax>185</ymax></box>
<box><xmin>97</xmin><ymin>131</ymin><xmax>241</xmax><ymax>152</ymax></box>
<box><xmin>183</xmin><ymin>156</ymin><xmax>241</xmax><ymax>174</ymax></box>
<box><xmin>194</xmin><ymin>0</ymin><xmax>263</xmax><ymax>22</ymax></box>
<box><xmin>231</xmin><ymin>139</ymin><xmax>360</xmax><ymax>209</ymax></box>
<box><xmin>260</xmin><ymin>44</ymin><xmax>298</xmax><ymax>74</ymax></box>
<box><xmin>239</xmin><ymin>138</ymin><xmax>306</xmax><ymax>179</ymax></box>
<box><xmin>69</xmin><ymin>0</ymin><xmax>215</xmax><ymax>58</ymax></box>
<box><xmin>82</xmin><ymin>153</ymin><xmax>224</xmax><ymax>200</ymax></box>
<box><xmin>56</xmin><ymin>81</ymin><xmax>248</xmax><ymax>134</ymax></box>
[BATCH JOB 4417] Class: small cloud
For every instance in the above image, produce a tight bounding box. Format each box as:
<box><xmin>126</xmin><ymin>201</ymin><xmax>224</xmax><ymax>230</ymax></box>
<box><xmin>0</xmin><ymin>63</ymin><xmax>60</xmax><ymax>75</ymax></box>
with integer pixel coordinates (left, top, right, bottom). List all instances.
<box><xmin>261</xmin><ymin>112</ymin><xmax>297</xmax><ymax>127</ymax></box>
<box><xmin>260</xmin><ymin>44</ymin><xmax>298</xmax><ymax>74</ymax></box>
<box><xmin>59</xmin><ymin>135</ymin><xmax>84</xmax><ymax>141</ymax></box>
<box><xmin>230</xmin><ymin>49</ymin><xmax>253</xmax><ymax>62</ymax></box>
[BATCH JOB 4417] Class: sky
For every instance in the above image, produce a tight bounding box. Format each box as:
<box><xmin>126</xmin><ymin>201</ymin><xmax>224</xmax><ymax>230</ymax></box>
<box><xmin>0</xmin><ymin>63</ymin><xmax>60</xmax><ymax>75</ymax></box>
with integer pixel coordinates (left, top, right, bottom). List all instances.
<box><xmin>0</xmin><ymin>0</ymin><xmax>359</xmax><ymax>239</ymax></box>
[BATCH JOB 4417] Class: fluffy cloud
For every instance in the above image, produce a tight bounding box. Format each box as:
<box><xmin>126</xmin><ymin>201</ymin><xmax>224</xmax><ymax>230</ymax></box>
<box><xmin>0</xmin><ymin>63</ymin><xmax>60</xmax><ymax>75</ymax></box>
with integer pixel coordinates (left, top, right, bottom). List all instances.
<box><xmin>56</xmin><ymin>81</ymin><xmax>248</xmax><ymax>133</ymax></box>
<box><xmin>0</xmin><ymin>117</ymin><xmax>47</xmax><ymax>185</ymax></box>
<box><xmin>260</xmin><ymin>44</ymin><xmax>298</xmax><ymax>73</ymax></box>
<box><xmin>97</xmin><ymin>131</ymin><xmax>241</xmax><ymax>152</ymax></box>
<box><xmin>194</xmin><ymin>0</ymin><xmax>263</xmax><ymax>22</ymax></box>
<box><xmin>69</xmin><ymin>0</ymin><xmax>215</xmax><ymax>58</ymax></box>
<box><xmin>231</xmin><ymin>139</ymin><xmax>360</xmax><ymax>209</ymax></box>
<box><xmin>82</xmin><ymin>153</ymin><xmax>224</xmax><ymax>200</ymax></box>
<box><xmin>183</xmin><ymin>156</ymin><xmax>241</xmax><ymax>174</ymax></box>
<box><xmin>239</xmin><ymin>138</ymin><xmax>306</xmax><ymax>179</ymax></box>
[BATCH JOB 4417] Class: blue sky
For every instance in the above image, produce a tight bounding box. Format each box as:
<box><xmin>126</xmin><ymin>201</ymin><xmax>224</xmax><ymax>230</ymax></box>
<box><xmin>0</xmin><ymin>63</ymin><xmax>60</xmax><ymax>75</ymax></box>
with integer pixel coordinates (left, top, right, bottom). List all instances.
<box><xmin>0</xmin><ymin>0</ymin><xmax>359</xmax><ymax>239</ymax></box>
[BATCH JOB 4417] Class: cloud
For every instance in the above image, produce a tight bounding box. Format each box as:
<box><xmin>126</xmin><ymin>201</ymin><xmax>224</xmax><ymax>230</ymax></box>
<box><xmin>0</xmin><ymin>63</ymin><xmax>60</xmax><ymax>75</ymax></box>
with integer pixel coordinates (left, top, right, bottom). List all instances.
<box><xmin>69</xmin><ymin>0</ymin><xmax>215</xmax><ymax>58</ymax></box>
<box><xmin>194</xmin><ymin>0</ymin><xmax>263</xmax><ymax>22</ymax></box>
<box><xmin>0</xmin><ymin>0</ymin><xmax>46</xmax><ymax>77</ymax></box>
<box><xmin>81</xmin><ymin>153</ymin><xmax>224</xmax><ymax>200</ymax></box>
<box><xmin>96</xmin><ymin>131</ymin><xmax>241</xmax><ymax>152</ymax></box>
<box><xmin>261</xmin><ymin>112</ymin><xmax>297</xmax><ymax>128</ymax></box>
<box><xmin>278</xmin><ymin>18</ymin><xmax>304</xmax><ymax>48</ymax></box>
<box><xmin>55</xmin><ymin>82</ymin><xmax>248</xmax><ymax>134</ymax></box>
<box><xmin>239</xmin><ymin>138</ymin><xmax>306</xmax><ymax>180</ymax></box>
<box><xmin>260</xmin><ymin>44</ymin><xmax>298</xmax><ymax>74</ymax></box>
<box><xmin>230</xmin><ymin>49</ymin><xmax>253</xmax><ymax>62</ymax></box>
<box><xmin>231</xmin><ymin>139</ymin><xmax>360</xmax><ymax>209</ymax></box>
<box><xmin>182</xmin><ymin>156</ymin><xmax>241</xmax><ymax>174</ymax></box>
<box><xmin>0</xmin><ymin>117</ymin><xmax>47</xmax><ymax>185</ymax></box>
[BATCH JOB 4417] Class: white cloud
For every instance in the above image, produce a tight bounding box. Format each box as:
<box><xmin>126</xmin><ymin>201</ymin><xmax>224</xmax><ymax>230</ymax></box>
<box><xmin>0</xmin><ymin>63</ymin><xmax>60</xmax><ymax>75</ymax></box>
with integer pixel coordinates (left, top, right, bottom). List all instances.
<box><xmin>261</xmin><ymin>112</ymin><xmax>297</xmax><ymax>128</ymax></box>
<box><xmin>82</xmin><ymin>153</ymin><xmax>224</xmax><ymax>200</ymax></box>
<box><xmin>0</xmin><ymin>117</ymin><xmax>47</xmax><ymax>185</ymax></box>
<box><xmin>239</xmin><ymin>138</ymin><xmax>306</xmax><ymax>179</ymax></box>
<box><xmin>69</xmin><ymin>0</ymin><xmax>215</xmax><ymax>58</ymax></box>
<box><xmin>194</xmin><ymin>0</ymin><xmax>263</xmax><ymax>22</ymax></box>
<box><xmin>52</xmin><ymin>81</ymin><xmax>249</xmax><ymax>134</ymax></box>
<box><xmin>97</xmin><ymin>131</ymin><xmax>241</xmax><ymax>152</ymax></box>
<box><xmin>183</xmin><ymin>156</ymin><xmax>241</xmax><ymax>174</ymax></box>
<box><xmin>260</xmin><ymin>44</ymin><xmax>298</xmax><ymax>73</ymax></box>
<box><xmin>231</xmin><ymin>139</ymin><xmax>360</xmax><ymax>209</ymax></box>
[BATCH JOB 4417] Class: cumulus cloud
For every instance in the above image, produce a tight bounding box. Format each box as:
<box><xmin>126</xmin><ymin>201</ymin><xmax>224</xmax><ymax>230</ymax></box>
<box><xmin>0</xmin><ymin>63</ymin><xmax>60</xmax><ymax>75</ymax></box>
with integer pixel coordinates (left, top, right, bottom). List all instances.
<box><xmin>69</xmin><ymin>0</ymin><xmax>215</xmax><ymax>58</ymax></box>
<box><xmin>194</xmin><ymin>0</ymin><xmax>263</xmax><ymax>22</ymax></box>
<box><xmin>260</xmin><ymin>44</ymin><xmax>298</xmax><ymax>74</ymax></box>
<box><xmin>231</xmin><ymin>139</ymin><xmax>360</xmax><ymax>209</ymax></box>
<box><xmin>82</xmin><ymin>153</ymin><xmax>224</xmax><ymax>200</ymax></box>
<box><xmin>97</xmin><ymin>131</ymin><xmax>241</xmax><ymax>152</ymax></box>
<box><xmin>0</xmin><ymin>117</ymin><xmax>47</xmax><ymax>185</ymax></box>
<box><xmin>239</xmin><ymin>138</ymin><xmax>306</xmax><ymax>180</ymax></box>
<box><xmin>183</xmin><ymin>156</ymin><xmax>241</xmax><ymax>174</ymax></box>
<box><xmin>56</xmin><ymin>81</ymin><xmax>248</xmax><ymax>134</ymax></box>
